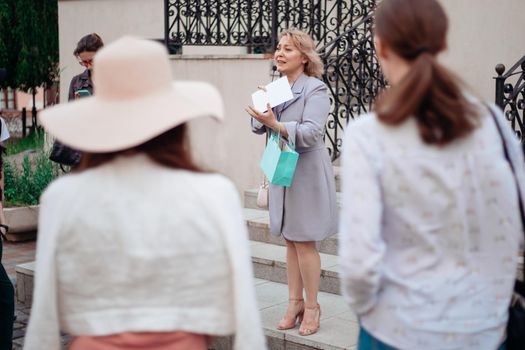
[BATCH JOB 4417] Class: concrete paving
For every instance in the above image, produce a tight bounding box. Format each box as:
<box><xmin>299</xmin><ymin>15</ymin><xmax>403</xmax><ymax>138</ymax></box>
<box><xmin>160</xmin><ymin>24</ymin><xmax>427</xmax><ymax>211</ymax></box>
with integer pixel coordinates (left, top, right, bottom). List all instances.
<box><xmin>11</xmin><ymin>301</ymin><xmax>72</xmax><ymax>349</ymax></box>
<box><xmin>254</xmin><ymin>278</ymin><xmax>359</xmax><ymax>350</ymax></box>
<box><xmin>2</xmin><ymin>240</ymin><xmax>36</xmax><ymax>278</ymax></box>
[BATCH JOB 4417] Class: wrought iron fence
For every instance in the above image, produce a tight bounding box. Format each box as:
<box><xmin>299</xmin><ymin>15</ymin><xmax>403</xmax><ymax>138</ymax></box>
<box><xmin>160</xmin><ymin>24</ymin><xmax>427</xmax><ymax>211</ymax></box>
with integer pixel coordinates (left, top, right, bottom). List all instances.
<box><xmin>318</xmin><ymin>14</ymin><xmax>385</xmax><ymax>161</ymax></box>
<box><xmin>164</xmin><ymin>0</ymin><xmax>384</xmax><ymax>161</ymax></box>
<box><xmin>164</xmin><ymin>0</ymin><xmax>377</xmax><ymax>52</ymax></box>
<box><xmin>495</xmin><ymin>56</ymin><xmax>525</xmax><ymax>153</ymax></box>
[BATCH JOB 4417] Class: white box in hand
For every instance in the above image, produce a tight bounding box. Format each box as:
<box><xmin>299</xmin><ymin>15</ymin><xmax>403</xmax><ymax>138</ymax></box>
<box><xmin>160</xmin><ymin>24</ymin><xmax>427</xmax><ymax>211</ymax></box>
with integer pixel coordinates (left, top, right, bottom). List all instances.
<box><xmin>251</xmin><ymin>76</ymin><xmax>294</xmax><ymax>112</ymax></box>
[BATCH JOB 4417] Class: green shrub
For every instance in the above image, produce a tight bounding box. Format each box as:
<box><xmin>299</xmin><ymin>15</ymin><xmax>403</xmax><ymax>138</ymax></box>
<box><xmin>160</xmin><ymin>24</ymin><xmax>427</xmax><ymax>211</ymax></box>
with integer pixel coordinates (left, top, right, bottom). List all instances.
<box><xmin>5</xmin><ymin>128</ymin><xmax>46</xmax><ymax>156</ymax></box>
<box><xmin>4</xmin><ymin>151</ymin><xmax>59</xmax><ymax>207</ymax></box>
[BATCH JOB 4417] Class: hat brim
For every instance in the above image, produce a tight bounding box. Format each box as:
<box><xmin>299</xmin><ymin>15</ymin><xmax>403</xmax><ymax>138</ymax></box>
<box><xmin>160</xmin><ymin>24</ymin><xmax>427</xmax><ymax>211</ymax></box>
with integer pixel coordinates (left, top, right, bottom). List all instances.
<box><xmin>39</xmin><ymin>81</ymin><xmax>224</xmax><ymax>153</ymax></box>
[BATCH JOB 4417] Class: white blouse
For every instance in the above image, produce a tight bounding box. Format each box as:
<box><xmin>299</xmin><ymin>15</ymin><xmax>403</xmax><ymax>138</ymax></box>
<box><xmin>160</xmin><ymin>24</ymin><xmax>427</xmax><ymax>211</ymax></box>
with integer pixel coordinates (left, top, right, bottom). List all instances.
<box><xmin>339</xmin><ymin>105</ymin><xmax>524</xmax><ymax>350</ymax></box>
<box><xmin>24</xmin><ymin>155</ymin><xmax>266</xmax><ymax>350</ymax></box>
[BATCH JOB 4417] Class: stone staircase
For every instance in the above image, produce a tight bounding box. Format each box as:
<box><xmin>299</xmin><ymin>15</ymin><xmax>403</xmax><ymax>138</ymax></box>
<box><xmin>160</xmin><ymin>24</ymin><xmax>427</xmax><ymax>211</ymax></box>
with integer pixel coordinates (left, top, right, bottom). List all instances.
<box><xmin>240</xmin><ymin>167</ymin><xmax>360</xmax><ymax>349</ymax></box>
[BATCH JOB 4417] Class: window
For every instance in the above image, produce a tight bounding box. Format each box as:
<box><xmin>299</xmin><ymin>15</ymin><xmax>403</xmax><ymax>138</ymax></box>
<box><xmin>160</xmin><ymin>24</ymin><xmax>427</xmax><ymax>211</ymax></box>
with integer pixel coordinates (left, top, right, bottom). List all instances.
<box><xmin>0</xmin><ymin>88</ymin><xmax>16</xmax><ymax>110</ymax></box>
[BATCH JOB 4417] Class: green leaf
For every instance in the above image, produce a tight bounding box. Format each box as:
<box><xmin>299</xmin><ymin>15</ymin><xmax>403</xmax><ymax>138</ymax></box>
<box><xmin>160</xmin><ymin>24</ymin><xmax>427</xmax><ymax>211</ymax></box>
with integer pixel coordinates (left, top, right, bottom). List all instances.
<box><xmin>4</xmin><ymin>149</ymin><xmax>59</xmax><ymax>206</ymax></box>
<box><xmin>0</xmin><ymin>0</ymin><xmax>58</xmax><ymax>91</ymax></box>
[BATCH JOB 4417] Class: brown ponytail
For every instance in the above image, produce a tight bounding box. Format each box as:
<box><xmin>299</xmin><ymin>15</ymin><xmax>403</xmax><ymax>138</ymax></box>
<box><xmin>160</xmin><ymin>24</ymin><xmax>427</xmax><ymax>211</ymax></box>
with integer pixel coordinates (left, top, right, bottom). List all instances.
<box><xmin>374</xmin><ymin>0</ymin><xmax>478</xmax><ymax>145</ymax></box>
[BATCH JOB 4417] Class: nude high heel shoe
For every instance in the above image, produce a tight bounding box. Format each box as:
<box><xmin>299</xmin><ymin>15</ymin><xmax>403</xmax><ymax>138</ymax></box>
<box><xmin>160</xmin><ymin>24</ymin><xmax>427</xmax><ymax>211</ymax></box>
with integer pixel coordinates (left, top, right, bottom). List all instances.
<box><xmin>276</xmin><ymin>298</ymin><xmax>305</xmax><ymax>330</ymax></box>
<box><xmin>299</xmin><ymin>303</ymin><xmax>321</xmax><ymax>336</ymax></box>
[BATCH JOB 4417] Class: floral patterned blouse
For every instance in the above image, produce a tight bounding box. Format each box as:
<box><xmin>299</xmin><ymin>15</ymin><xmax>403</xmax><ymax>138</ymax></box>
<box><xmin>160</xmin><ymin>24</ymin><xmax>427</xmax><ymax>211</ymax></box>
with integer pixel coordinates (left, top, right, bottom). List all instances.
<box><xmin>339</xmin><ymin>105</ymin><xmax>524</xmax><ymax>350</ymax></box>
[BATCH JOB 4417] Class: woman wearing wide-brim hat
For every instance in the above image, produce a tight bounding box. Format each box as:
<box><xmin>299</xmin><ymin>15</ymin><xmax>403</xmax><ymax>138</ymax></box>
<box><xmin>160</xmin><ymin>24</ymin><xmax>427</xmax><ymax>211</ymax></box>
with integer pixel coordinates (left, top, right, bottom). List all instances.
<box><xmin>24</xmin><ymin>37</ymin><xmax>266</xmax><ymax>350</ymax></box>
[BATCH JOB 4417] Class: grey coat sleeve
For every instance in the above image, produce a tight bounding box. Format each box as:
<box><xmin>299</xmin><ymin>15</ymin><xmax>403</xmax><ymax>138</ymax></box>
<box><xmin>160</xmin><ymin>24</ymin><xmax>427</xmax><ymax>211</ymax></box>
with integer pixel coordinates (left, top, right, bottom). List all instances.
<box><xmin>282</xmin><ymin>82</ymin><xmax>330</xmax><ymax>148</ymax></box>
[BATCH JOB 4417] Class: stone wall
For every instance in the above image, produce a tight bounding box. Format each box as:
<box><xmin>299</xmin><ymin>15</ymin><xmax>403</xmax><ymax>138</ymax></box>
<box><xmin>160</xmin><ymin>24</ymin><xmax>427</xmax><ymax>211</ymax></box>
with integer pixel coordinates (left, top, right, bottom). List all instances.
<box><xmin>170</xmin><ymin>55</ymin><xmax>271</xmax><ymax>192</ymax></box>
<box><xmin>440</xmin><ymin>0</ymin><xmax>525</xmax><ymax>101</ymax></box>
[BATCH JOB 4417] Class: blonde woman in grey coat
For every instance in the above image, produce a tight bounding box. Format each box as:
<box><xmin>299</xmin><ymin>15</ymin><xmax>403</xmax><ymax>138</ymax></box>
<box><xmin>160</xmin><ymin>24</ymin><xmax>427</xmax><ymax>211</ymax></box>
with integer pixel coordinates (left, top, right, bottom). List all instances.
<box><xmin>246</xmin><ymin>29</ymin><xmax>338</xmax><ymax>336</ymax></box>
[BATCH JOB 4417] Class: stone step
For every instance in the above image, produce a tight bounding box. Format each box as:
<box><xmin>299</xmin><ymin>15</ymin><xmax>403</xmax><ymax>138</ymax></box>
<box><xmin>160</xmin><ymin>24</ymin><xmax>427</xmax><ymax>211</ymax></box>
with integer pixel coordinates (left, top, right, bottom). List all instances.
<box><xmin>243</xmin><ymin>188</ymin><xmax>261</xmax><ymax>211</ymax></box>
<box><xmin>15</xmin><ymin>262</ymin><xmax>355</xmax><ymax>350</ymax></box>
<box><xmin>4</xmin><ymin>206</ymin><xmax>39</xmax><ymax>242</ymax></box>
<box><xmin>211</xmin><ymin>279</ymin><xmax>358</xmax><ymax>349</ymax></box>
<box><xmin>244</xmin><ymin>208</ymin><xmax>339</xmax><ymax>255</ymax></box>
<box><xmin>250</xmin><ymin>241</ymin><xmax>341</xmax><ymax>295</ymax></box>
<box><xmin>253</xmin><ymin>278</ymin><xmax>357</xmax><ymax>350</ymax></box>
<box><xmin>15</xmin><ymin>262</ymin><xmax>35</xmax><ymax>307</ymax></box>
<box><xmin>16</xmin><ymin>243</ymin><xmax>343</xmax><ymax>301</ymax></box>
<box><xmin>244</xmin><ymin>189</ymin><xmax>342</xmax><ymax>211</ymax></box>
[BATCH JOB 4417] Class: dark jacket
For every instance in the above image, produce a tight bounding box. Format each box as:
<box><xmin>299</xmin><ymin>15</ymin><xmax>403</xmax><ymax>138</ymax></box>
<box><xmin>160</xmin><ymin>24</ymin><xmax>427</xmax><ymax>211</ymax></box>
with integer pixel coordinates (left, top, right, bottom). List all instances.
<box><xmin>51</xmin><ymin>69</ymin><xmax>93</xmax><ymax>167</ymax></box>
<box><xmin>68</xmin><ymin>69</ymin><xmax>93</xmax><ymax>101</ymax></box>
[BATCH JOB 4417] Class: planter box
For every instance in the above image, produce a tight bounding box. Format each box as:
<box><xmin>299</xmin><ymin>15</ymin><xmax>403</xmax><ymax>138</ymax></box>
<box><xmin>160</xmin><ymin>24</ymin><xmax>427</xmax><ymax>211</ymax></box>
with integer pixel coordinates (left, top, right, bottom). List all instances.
<box><xmin>16</xmin><ymin>261</ymin><xmax>35</xmax><ymax>307</ymax></box>
<box><xmin>4</xmin><ymin>205</ymin><xmax>39</xmax><ymax>241</ymax></box>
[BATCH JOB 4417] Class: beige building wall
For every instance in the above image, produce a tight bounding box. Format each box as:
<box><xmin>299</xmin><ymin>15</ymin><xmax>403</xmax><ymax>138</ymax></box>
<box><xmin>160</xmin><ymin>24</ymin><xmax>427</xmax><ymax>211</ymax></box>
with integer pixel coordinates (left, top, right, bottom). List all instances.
<box><xmin>439</xmin><ymin>0</ymin><xmax>525</xmax><ymax>101</ymax></box>
<box><xmin>58</xmin><ymin>0</ymin><xmax>164</xmax><ymax>104</ymax></box>
<box><xmin>170</xmin><ymin>57</ymin><xmax>270</xmax><ymax>192</ymax></box>
<box><xmin>57</xmin><ymin>0</ymin><xmax>270</xmax><ymax>194</ymax></box>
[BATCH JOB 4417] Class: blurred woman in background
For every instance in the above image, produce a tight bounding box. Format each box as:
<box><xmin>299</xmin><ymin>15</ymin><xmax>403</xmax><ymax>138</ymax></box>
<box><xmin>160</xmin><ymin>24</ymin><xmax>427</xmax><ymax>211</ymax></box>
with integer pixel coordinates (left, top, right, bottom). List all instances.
<box><xmin>69</xmin><ymin>33</ymin><xmax>104</xmax><ymax>100</ymax></box>
<box><xmin>50</xmin><ymin>33</ymin><xmax>104</xmax><ymax>169</ymax></box>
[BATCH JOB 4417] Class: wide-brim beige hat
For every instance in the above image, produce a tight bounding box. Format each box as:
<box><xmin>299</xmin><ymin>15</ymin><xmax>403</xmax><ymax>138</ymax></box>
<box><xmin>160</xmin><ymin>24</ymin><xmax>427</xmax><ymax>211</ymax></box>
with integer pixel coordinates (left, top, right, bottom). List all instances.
<box><xmin>39</xmin><ymin>36</ymin><xmax>224</xmax><ymax>152</ymax></box>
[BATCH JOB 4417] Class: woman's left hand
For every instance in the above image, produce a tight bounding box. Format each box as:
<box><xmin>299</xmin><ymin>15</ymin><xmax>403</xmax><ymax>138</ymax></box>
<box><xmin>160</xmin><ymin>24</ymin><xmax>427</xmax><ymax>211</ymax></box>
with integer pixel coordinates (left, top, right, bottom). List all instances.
<box><xmin>245</xmin><ymin>103</ymin><xmax>279</xmax><ymax>131</ymax></box>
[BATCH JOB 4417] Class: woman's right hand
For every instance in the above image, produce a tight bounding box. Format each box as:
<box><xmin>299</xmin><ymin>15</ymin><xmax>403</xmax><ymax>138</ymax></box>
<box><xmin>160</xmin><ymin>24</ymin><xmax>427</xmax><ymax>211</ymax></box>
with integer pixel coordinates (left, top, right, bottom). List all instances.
<box><xmin>245</xmin><ymin>104</ymin><xmax>289</xmax><ymax>138</ymax></box>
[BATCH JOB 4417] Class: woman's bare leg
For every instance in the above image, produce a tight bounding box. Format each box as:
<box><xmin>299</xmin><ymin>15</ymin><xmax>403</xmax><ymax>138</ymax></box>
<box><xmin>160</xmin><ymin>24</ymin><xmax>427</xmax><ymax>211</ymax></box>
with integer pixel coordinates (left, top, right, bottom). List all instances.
<box><xmin>277</xmin><ymin>240</ymin><xmax>305</xmax><ymax>329</ymax></box>
<box><xmin>294</xmin><ymin>241</ymin><xmax>321</xmax><ymax>334</ymax></box>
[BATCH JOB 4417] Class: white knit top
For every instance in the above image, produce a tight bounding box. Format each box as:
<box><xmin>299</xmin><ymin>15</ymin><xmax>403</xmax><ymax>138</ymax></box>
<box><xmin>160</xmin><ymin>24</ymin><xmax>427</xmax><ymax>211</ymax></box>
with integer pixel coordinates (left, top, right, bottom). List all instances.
<box><xmin>24</xmin><ymin>154</ymin><xmax>266</xmax><ymax>350</ymax></box>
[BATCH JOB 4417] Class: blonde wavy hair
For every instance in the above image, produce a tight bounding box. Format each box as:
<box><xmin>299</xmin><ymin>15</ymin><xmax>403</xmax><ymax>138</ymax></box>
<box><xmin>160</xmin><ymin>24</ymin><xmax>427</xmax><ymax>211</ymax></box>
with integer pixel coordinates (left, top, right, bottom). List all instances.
<box><xmin>278</xmin><ymin>28</ymin><xmax>324</xmax><ymax>79</ymax></box>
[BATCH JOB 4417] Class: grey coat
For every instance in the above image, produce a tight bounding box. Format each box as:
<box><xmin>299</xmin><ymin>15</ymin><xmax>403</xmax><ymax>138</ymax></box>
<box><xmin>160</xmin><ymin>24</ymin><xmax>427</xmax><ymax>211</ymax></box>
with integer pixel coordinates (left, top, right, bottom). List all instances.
<box><xmin>252</xmin><ymin>74</ymin><xmax>338</xmax><ymax>241</ymax></box>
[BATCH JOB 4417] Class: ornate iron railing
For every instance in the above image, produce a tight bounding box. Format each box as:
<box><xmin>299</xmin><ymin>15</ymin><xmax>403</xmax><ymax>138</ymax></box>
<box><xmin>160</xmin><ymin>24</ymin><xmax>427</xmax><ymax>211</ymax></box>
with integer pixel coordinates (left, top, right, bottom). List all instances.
<box><xmin>318</xmin><ymin>14</ymin><xmax>385</xmax><ymax>161</ymax></box>
<box><xmin>164</xmin><ymin>0</ymin><xmax>377</xmax><ymax>52</ymax></box>
<box><xmin>164</xmin><ymin>0</ymin><xmax>384</xmax><ymax>161</ymax></box>
<box><xmin>495</xmin><ymin>56</ymin><xmax>525</xmax><ymax>153</ymax></box>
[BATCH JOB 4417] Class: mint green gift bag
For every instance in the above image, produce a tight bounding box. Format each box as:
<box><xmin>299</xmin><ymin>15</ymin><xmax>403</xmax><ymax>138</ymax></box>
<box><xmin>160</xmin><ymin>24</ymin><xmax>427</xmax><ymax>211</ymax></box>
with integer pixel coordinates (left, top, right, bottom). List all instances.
<box><xmin>260</xmin><ymin>131</ymin><xmax>299</xmax><ymax>187</ymax></box>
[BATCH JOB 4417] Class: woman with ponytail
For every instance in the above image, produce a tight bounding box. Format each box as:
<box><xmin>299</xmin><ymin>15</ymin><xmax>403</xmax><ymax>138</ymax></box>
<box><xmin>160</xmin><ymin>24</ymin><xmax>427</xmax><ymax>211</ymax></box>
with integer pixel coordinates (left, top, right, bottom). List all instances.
<box><xmin>338</xmin><ymin>0</ymin><xmax>524</xmax><ymax>349</ymax></box>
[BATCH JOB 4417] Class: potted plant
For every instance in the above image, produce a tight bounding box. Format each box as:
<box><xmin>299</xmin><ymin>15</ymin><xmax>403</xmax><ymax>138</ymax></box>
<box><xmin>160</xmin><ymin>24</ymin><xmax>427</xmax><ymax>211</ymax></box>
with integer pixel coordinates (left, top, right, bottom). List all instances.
<box><xmin>3</xmin><ymin>129</ymin><xmax>59</xmax><ymax>241</ymax></box>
